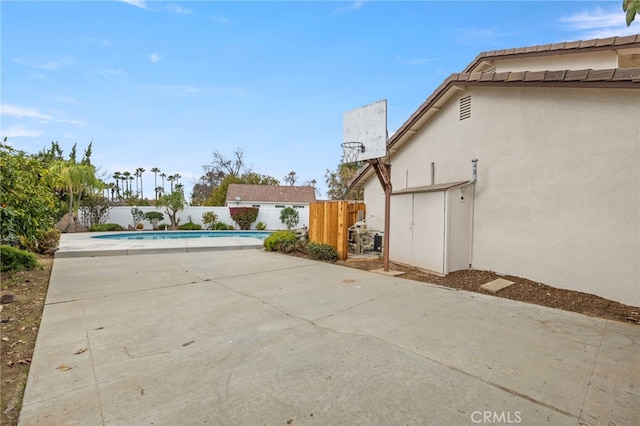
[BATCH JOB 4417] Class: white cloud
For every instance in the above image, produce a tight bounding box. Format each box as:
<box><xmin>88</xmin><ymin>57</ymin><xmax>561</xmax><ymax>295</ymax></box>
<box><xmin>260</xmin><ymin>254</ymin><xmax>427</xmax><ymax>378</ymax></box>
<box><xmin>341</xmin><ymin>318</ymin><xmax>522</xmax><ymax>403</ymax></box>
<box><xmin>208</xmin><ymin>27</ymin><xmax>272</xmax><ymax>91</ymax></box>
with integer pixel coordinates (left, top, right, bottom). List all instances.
<box><xmin>167</xmin><ymin>4</ymin><xmax>192</xmax><ymax>15</ymax></box>
<box><xmin>13</xmin><ymin>58</ymin><xmax>72</xmax><ymax>71</ymax></box>
<box><xmin>0</xmin><ymin>104</ymin><xmax>52</xmax><ymax>122</ymax></box>
<box><xmin>150</xmin><ymin>53</ymin><xmax>162</xmax><ymax>63</ymax></box>
<box><xmin>211</xmin><ymin>13</ymin><xmax>230</xmax><ymax>25</ymax></box>
<box><xmin>333</xmin><ymin>1</ymin><xmax>365</xmax><ymax>14</ymax></box>
<box><xmin>559</xmin><ymin>7</ymin><xmax>639</xmax><ymax>39</ymax></box>
<box><xmin>118</xmin><ymin>0</ymin><xmax>149</xmax><ymax>10</ymax></box>
<box><xmin>1</xmin><ymin>125</ymin><xmax>43</xmax><ymax>138</ymax></box>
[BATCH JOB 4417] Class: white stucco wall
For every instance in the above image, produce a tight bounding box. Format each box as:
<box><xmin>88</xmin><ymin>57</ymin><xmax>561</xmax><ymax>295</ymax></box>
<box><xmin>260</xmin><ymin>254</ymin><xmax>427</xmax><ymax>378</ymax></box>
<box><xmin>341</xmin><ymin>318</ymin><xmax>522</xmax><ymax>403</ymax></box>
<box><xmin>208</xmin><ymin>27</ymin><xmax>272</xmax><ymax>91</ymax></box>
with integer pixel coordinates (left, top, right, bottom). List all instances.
<box><xmin>87</xmin><ymin>206</ymin><xmax>309</xmax><ymax>231</ymax></box>
<box><xmin>363</xmin><ymin>178</ymin><xmax>385</xmax><ymax>232</ymax></box>
<box><xmin>487</xmin><ymin>51</ymin><xmax>618</xmax><ymax>73</ymax></box>
<box><xmin>380</xmin><ymin>86</ymin><xmax>640</xmax><ymax>306</ymax></box>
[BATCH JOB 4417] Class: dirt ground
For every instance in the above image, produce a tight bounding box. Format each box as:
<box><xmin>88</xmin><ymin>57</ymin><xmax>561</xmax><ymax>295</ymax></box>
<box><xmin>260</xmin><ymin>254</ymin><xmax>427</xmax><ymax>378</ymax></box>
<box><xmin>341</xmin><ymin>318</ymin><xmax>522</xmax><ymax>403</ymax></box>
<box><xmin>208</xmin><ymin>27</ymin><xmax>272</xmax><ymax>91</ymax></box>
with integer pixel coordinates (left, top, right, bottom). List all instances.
<box><xmin>338</xmin><ymin>257</ymin><xmax>640</xmax><ymax>325</ymax></box>
<box><xmin>1</xmin><ymin>255</ymin><xmax>52</xmax><ymax>426</ymax></box>
<box><xmin>1</xmin><ymin>253</ymin><xmax>638</xmax><ymax>426</ymax></box>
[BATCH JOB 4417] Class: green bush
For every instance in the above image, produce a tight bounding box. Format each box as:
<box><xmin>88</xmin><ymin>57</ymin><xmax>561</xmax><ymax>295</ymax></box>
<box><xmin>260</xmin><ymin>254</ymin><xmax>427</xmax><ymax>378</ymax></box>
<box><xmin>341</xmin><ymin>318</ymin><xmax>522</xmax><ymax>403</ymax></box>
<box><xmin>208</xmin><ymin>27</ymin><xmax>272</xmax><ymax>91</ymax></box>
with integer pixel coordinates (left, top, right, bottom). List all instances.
<box><xmin>306</xmin><ymin>242</ymin><xmax>338</xmax><ymax>263</ymax></box>
<box><xmin>229</xmin><ymin>207</ymin><xmax>259</xmax><ymax>230</ymax></box>
<box><xmin>279</xmin><ymin>207</ymin><xmax>299</xmax><ymax>230</ymax></box>
<box><xmin>158</xmin><ymin>223</ymin><xmax>169</xmax><ymax>230</ymax></box>
<box><xmin>89</xmin><ymin>223</ymin><xmax>124</xmax><ymax>232</ymax></box>
<box><xmin>178</xmin><ymin>222</ymin><xmax>202</xmax><ymax>230</ymax></box>
<box><xmin>144</xmin><ymin>211</ymin><xmax>164</xmax><ymax>230</ymax></box>
<box><xmin>19</xmin><ymin>228</ymin><xmax>60</xmax><ymax>254</ymax></box>
<box><xmin>264</xmin><ymin>230</ymin><xmax>298</xmax><ymax>253</ymax></box>
<box><xmin>202</xmin><ymin>211</ymin><xmax>218</xmax><ymax>230</ymax></box>
<box><xmin>256</xmin><ymin>221</ymin><xmax>267</xmax><ymax>230</ymax></box>
<box><xmin>1</xmin><ymin>245</ymin><xmax>39</xmax><ymax>272</ymax></box>
<box><xmin>212</xmin><ymin>221</ymin><xmax>234</xmax><ymax>230</ymax></box>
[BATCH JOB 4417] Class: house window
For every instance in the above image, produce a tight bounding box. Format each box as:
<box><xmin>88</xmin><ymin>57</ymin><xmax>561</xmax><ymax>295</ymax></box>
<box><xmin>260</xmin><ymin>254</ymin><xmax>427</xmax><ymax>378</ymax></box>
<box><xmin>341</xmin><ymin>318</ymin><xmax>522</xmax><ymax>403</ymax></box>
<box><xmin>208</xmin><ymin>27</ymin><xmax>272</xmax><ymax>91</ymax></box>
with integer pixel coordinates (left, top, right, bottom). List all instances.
<box><xmin>293</xmin><ymin>205</ymin><xmax>305</xmax><ymax>209</ymax></box>
<box><xmin>252</xmin><ymin>204</ymin><xmax>260</xmax><ymax>208</ymax></box>
<box><xmin>275</xmin><ymin>205</ymin><xmax>285</xmax><ymax>208</ymax></box>
<box><xmin>459</xmin><ymin>95</ymin><xmax>471</xmax><ymax>121</ymax></box>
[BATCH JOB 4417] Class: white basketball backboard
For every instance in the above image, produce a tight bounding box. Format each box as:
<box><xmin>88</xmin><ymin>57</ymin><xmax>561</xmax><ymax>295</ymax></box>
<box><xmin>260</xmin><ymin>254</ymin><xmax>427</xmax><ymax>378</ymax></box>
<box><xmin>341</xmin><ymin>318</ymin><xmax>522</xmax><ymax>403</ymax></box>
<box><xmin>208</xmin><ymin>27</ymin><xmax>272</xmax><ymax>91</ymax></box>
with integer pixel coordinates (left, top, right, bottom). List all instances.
<box><xmin>343</xmin><ymin>99</ymin><xmax>387</xmax><ymax>162</ymax></box>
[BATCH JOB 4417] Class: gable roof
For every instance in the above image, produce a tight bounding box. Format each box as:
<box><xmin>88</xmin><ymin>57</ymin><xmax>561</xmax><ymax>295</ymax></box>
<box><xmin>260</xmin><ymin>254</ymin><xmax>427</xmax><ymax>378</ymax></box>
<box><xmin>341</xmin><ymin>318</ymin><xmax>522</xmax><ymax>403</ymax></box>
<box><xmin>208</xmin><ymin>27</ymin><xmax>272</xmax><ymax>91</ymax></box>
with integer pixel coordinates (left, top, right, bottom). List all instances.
<box><xmin>226</xmin><ymin>184</ymin><xmax>316</xmax><ymax>204</ymax></box>
<box><xmin>464</xmin><ymin>34</ymin><xmax>640</xmax><ymax>72</ymax></box>
<box><xmin>349</xmin><ymin>35</ymin><xmax>640</xmax><ymax>191</ymax></box>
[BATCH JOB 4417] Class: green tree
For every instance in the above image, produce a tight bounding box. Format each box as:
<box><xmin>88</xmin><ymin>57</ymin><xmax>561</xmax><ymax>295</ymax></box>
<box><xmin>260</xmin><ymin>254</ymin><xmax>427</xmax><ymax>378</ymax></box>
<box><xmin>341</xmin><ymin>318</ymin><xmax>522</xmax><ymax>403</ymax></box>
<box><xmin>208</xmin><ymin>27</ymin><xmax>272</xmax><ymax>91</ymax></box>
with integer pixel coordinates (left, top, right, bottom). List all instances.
<box><xmin>324</xmin><ymin>161</ymin><xmax>363</xmax><ymax>200</ymax></box>
<box><xmin>283</xmin><ymin>170</ymin><xmax>297</xmax><ymax>186</ymax></box>
<box><xmin>151</xmin><ymin>167</ymin><xmax>161</xmax><ymax>203</ymax></box>
<box><xmin>0</xmin><ymin>139</ymin><xmax>58</xmax><ymax>244</ymax></box>
<box><xmin>49</xmin><ymin>159</ymin><xmax>101</xmax><ymax>229</ymax></box>
<box><xmin>279</xmin><ymin>207</ymin><xmax>300</xmax><ymax>230</ymax></box>
<box><xmin>158</xmin><ymin>189</ymin><xmax>185</xmax><ymax>229</ymax></box>
<box><xmin>624</xmin><ymin>0</ymin><xmax>639</xmax><ymax>25</ymax></box>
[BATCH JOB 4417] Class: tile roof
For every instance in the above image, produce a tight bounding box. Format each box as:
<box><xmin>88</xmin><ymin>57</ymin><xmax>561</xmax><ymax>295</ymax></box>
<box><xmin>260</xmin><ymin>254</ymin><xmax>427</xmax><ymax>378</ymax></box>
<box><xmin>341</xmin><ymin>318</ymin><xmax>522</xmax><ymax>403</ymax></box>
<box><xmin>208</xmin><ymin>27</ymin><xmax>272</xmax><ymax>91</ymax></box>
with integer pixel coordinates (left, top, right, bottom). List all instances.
<box><xmin>463</xmin><ymin>35</ymin><xmax>640</xmax><ymax>72</ymax></box>
<box><xmin>226</xmin><ymin>184</ymin><xmax>316</xmax><ymax>204</ymax></box>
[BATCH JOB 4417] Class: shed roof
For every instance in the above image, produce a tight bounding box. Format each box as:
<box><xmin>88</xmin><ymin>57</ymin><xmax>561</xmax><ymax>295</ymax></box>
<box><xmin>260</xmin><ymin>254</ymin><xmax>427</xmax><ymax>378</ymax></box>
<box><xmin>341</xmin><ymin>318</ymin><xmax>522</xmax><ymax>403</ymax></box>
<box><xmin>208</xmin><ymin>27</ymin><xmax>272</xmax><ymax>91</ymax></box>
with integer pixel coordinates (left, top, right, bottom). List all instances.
<box><xmin>226</xmin><ymin>184</ymin><xmax>316</xmax><ymax>204</ymax></box>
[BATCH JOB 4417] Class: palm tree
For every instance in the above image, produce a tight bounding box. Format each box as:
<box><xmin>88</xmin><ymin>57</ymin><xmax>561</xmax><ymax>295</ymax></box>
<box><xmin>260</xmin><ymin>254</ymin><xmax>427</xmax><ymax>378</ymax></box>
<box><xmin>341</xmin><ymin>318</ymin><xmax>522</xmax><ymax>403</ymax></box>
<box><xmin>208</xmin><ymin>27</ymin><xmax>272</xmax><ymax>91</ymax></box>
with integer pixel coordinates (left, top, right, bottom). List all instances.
<box><xmin>167</xmin><ymin>174</ymin><xmax>176</xmax><ymax>193</ymax></box>
<box><xmin>151</xmin><ymin>167</ymin><xmax>161</xmax><ymax>202</ymax></box>
<box><xmin>135</xmin><ymin>167</ymin><xmax>146</xmax><ymax>198</ymax></box>
<box><xmin>123</xmin><ymin>171</ymin><xmax>132</xmax><ymax>199</ymax></box>
<box><xmin>112</xmin><ymin>171</ymin><xmax>122</xmax><ymax>200</ymax></box>
<box><xmin>160</xmin><ymin>172</ymin><xmax>167</xmax><ymax>195</ymax></box>
<box><xmin>174</xmin><ymin>173</ymin><xmax>181</xmax><ymax>186</ymax></box>
<box><xmin>50</xmin><ymin>160</ymin><xmax>101</xmax><ymax>228</ymax></box>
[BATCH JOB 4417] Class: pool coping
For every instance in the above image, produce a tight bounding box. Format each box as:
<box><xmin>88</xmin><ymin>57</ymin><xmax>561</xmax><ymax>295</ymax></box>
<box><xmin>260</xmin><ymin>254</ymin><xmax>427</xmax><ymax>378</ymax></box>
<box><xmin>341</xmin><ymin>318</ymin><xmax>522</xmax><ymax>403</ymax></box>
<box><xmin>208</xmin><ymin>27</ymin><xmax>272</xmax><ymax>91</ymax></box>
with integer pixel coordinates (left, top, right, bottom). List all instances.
<box><xmin>55</xmin><ymin>231</ymin><xmax>265</xmax><ymax>258</ymax></box>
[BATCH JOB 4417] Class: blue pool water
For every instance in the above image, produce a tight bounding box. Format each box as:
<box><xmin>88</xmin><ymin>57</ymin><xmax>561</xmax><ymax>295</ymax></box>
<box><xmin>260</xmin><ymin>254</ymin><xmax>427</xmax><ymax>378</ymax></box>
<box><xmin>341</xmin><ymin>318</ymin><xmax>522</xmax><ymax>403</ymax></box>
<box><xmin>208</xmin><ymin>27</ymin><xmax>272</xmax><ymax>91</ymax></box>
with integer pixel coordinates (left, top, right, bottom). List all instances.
<box><xmin>92</xmin><ymin>231</ymin><xmax>272</xmax><ymax>240</ymax></box>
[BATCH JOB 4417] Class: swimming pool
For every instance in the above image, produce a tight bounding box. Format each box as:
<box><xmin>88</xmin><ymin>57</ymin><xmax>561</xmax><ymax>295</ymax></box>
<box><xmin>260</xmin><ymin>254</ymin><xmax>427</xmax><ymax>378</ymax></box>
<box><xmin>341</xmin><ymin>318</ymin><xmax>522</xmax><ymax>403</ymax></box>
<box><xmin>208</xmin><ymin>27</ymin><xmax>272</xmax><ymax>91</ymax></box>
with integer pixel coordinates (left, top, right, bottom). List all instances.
<box><xmin>92</xmin><ymin>231</ymin><xmax>272</xmax><ymax>240</ymax></box>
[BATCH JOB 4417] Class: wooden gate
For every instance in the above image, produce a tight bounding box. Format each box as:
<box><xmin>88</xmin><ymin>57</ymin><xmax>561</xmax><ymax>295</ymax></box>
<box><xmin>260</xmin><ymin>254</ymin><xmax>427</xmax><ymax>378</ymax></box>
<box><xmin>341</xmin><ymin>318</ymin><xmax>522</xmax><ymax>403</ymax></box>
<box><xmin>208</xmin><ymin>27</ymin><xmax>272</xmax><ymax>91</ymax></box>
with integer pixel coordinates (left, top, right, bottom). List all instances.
<box><xmin>308</xmin><ymin>201</ymin><xmax>366</xmax><ymax>260</ymax></box>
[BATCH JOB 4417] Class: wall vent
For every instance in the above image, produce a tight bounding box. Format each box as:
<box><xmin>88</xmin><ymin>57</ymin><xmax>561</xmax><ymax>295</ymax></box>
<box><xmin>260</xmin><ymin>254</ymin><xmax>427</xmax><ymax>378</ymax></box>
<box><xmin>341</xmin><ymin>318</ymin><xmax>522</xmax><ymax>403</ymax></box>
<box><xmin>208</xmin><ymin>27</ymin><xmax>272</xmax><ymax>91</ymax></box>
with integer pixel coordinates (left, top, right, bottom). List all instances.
<box><xmin>459</xmin><ymin>95</ymin><xmax>472</xmax><ymax>121</ymax></box>
<box><xmin>486</xmin><ymin>66</ymin><xmax>496</xmax><ymax>73</ymax></box>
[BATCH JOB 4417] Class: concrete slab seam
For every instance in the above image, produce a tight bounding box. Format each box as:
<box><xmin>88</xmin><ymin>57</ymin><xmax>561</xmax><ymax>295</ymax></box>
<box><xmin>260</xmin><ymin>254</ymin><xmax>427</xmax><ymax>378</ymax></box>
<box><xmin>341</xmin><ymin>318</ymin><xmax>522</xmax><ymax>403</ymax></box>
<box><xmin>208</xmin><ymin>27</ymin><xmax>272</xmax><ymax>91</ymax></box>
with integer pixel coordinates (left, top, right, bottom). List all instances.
<box><xmin>352</xmin><ymin>327</ymin><xmax>579</xmax><ymax>420</ymax></box>
<box><xmin>576</xmin><ymin>320</ymin><xmax>608</xmax><ymax>423</ymax></box>
<box><xmin>83</xmin><ymin>301</ymin><xmax>107</xmax><ymax>425</ymax></box>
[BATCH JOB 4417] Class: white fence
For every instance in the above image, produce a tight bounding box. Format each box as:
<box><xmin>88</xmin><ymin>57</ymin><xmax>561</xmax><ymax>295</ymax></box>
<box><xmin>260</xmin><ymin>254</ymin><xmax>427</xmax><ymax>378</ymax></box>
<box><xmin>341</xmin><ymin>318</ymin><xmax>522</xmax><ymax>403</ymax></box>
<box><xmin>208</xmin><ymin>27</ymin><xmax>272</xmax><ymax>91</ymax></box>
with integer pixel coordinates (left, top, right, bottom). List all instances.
<box><xmin>87</xmin><ymin>206</ymin><xmax>309</xmax><ymax>231</ymax></box>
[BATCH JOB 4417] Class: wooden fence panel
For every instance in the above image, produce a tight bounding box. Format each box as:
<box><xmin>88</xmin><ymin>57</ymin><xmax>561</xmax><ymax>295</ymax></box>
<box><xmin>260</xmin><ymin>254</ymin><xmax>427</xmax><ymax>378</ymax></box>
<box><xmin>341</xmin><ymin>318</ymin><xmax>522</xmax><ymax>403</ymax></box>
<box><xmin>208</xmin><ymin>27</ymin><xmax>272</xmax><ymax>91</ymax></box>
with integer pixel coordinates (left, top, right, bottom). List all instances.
<box><xmin>308</xmin><ymin>201</ymin><xmax>366</xmax><ymax>260</ymax></box>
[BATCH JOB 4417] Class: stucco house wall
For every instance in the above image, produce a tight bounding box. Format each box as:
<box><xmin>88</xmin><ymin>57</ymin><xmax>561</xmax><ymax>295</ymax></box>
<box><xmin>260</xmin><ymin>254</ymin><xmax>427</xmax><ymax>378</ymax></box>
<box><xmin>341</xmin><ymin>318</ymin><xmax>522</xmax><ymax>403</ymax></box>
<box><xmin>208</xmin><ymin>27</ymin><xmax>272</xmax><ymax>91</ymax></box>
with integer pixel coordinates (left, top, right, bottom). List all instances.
<box><xmin>486</xmin><ymin>51</ymin><xmax>618</xmax><ymax>73</ymax></box>
<box><xmin>386</xmin><ymin>85</ymin><xmax>639</xmax><ymax>306</ymax></box>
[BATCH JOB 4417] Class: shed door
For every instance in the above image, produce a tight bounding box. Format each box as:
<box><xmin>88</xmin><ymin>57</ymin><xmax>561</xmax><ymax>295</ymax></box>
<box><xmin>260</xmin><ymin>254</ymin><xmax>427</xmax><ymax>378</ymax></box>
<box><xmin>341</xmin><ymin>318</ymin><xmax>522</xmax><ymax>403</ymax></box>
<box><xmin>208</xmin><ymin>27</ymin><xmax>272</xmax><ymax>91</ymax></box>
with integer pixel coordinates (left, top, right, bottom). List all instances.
<box><xmin>389</xmin><ymin>193</ymin><xmax>413</xmax><ymax>266</ymax></box>
<box><xmin>412</xmin><ymin>191</ymin><xmax>446</xmax><ymax>274</ymax></box>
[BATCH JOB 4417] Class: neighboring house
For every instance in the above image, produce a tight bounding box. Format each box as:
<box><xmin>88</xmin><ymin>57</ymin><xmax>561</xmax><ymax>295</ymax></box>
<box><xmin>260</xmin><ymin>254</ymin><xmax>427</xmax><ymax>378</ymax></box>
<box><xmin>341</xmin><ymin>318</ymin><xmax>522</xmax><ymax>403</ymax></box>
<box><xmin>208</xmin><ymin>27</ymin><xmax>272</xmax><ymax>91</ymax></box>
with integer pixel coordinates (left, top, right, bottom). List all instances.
<box><xmin>349</xmin><ymin>35</ymin><xmax>640</xmax><ymax>306</ymax></box>
<box><xmin>226</xmin><ymin>184</ymin><xmax>316</xmax><ymax>209</ymax></box>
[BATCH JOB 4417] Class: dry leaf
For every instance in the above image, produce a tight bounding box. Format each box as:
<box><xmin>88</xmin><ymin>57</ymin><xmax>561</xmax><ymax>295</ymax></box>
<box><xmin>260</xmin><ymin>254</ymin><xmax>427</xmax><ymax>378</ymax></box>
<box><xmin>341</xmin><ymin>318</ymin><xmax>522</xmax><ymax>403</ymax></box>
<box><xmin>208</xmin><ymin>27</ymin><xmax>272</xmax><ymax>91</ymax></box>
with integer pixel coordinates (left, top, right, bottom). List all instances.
<box><xmin>57</xmin><ymin>365</ymin><xmax>73</xmax><ymax>371</ymax></box>
<box><xmin>1</xmin><ymin>337</ymin><xmax>8</xmax><ymax>342</ymax></box>
<box><xmin>7</xmin><ymin>360</ymin><xmax>15</xmax><ymax>367</ymax></box>
<box><xmin>73</xmin><ymin>348</ymin><xmax>87</xmax><ymax>355</ymax></box>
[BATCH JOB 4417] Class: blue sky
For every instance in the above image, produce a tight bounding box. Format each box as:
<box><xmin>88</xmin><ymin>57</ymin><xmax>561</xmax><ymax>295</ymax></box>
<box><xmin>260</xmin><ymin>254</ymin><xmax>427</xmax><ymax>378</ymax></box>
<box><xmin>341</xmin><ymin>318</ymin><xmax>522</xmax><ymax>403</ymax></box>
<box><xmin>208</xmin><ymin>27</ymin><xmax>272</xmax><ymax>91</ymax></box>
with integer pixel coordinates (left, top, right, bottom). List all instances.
<box><xmin>1</xmin><ymin>1</ymin><xmax>637</xmax><ymax>200</ymax></box>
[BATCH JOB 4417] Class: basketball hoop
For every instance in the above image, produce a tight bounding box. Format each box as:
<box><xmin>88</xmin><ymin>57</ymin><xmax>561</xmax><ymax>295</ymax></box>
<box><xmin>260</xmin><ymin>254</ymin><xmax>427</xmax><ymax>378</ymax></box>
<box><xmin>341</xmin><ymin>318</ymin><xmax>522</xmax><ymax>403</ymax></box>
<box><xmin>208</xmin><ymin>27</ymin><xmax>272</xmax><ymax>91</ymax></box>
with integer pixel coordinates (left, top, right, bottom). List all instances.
<box><xmin>341</xmin><ymin>141</ymin><xmax>365</xmax><ymax>164</ymax></box>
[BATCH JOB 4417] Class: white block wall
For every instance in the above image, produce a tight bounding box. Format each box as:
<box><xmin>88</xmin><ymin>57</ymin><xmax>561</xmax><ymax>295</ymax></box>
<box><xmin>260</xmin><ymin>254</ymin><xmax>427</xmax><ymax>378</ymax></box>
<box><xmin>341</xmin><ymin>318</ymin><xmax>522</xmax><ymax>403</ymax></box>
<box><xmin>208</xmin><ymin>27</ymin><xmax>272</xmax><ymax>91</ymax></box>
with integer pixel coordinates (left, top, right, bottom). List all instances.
<box><xmin>85</xmin><ymin>206</ymin><xmax>309</xmax><ymax>231</ymax></box>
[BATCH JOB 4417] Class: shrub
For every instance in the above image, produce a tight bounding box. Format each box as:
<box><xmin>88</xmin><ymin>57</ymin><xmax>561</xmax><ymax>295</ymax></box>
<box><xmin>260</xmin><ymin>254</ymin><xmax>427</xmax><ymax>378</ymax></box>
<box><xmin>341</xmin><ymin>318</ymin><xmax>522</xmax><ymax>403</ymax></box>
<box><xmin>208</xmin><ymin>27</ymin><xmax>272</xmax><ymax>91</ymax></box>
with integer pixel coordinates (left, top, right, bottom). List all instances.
<box><xmin>229</xmin><ymin>207</ymin><xmax>259</xmax><ymax>230</ymax></box>
<box><xmin>79</xmin><ymin>194</ymin><xmax>112</xmax><ymax>228</ymax></box>
<box><xmin>131</xmin><ymin>207</ymin><xmax>144</xmax><ymax>228</ymax></box>
<box><xmin>305</xmin><ymin>242</ymin><xmax>338</xmax><ymax>263</ymax></box>
<box><xmin>202</xmin><ymin>211</ymin><xmax>218</xmax><ymax>230</ymax></box>
<box><xmin>1</xmin><ymin>245</ymin><xmax>39</xmax><ymax>272</ymax></box>
<box><xmin>211</xmin><ymin>221</ymin><xmax>234</xmax><ymax>230</ymax></box>
<box><xmin>256</xmin><ymin>221</ymin><xmax>267</xmax><ymax>230</ymax></box>
<box><xmin>264</xmin><ymin>230</ymin><xmax>298</xmax><ymax>253</ymax></box>
<box><xmin>19</xmin><ymin>228</ymin><xmax>60</xmax><ymax>254</ymax></box>
<box><xmin>178</xmin><ymin>222</ymin><xmax>202</xmax><ymax>230</ymax></box>
<box><xmin>144</xmin><ymin>211</ymin><xmax>164</xmax><ymax>230</ymax></box>
<box><xmin>279</xmin><ymin>207</ymin><xmax>299</xmax><ymax>230</ymax></box>
<box><xmin>89</xmin><ymin>223</ymin><xmax>124</xmax><ymax>232</ymax></box>
<box><xmin>136</xmin><ymin>223</ymin><xmax>144</xmax><ymax>230</ymax></box>
<box><xmin>158</xmin><ymin>223</ymin><xmax>170</xmax><ymax>230</ymax></box>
